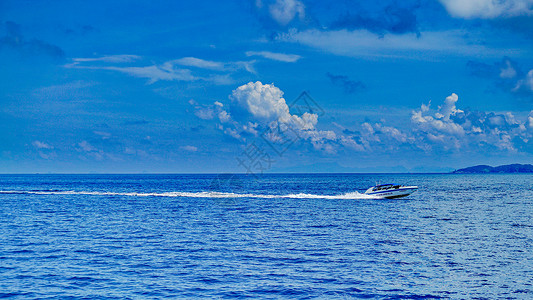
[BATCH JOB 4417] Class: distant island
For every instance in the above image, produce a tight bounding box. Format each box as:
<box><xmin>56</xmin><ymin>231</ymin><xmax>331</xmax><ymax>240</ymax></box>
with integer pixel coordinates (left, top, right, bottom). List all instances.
<box><xmin>452</xmin><ymin>164</ymin><xmax>533</xmax><ymax>174</ymax></box>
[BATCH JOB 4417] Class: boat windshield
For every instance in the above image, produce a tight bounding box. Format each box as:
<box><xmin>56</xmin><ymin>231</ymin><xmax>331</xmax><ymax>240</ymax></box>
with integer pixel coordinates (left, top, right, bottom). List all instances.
<box><xmin>373</xmin><ymin>184</ymin><xmax>392</xmax><ymax>191</ymax></box>
<box><xmin>372</xmin><ymin>184</ymin><xmax>402</xmax><ymax>191</ymax></box>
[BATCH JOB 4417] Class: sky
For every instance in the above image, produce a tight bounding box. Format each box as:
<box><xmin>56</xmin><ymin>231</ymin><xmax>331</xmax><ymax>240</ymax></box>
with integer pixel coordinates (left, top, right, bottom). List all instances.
<box><xmin>1</xmin><ymin>0</ymin><xmax>533</xmax><ymax>173</ymax></box>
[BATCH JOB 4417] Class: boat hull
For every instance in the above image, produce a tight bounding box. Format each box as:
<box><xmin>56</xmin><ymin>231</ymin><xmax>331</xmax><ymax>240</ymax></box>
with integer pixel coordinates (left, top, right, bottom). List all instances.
<box><xmin>365</xmin><ymin>186</ymin><xmax>418</xmax><ymax>199</ymax></box>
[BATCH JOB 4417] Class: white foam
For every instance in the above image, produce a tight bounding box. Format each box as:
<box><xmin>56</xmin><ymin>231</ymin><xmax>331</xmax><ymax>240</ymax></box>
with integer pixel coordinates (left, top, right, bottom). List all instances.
<box><xmin>0</xmin><ymin>190</ymin><xmax>380</xmax><ymax>199</ymax></box>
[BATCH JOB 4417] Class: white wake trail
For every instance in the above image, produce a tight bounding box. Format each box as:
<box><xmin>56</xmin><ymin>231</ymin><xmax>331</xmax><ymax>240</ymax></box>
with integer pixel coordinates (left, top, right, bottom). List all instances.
<box><xmin>0</xmin><ymin>190</ymin><xmax>379</xmax><ymax>199</ymax></box>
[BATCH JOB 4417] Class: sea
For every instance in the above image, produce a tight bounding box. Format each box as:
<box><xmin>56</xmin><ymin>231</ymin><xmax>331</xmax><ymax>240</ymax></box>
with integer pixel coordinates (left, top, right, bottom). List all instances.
<box><xmin>0</xmin><ymin>173</ymin><xmax>531</xmax><ymax>299</ymax></box>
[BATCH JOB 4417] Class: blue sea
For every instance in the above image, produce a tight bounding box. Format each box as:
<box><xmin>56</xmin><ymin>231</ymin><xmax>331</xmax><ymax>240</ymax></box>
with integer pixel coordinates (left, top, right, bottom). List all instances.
<box><xmin>0</xmin><ymin>173</ymin><xmax>531</xmax><ymax>299</ymax></box>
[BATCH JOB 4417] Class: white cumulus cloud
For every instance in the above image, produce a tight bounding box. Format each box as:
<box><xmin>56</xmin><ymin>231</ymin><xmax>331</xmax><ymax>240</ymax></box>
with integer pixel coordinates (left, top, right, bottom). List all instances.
<box><xmin>192</xmin><ymin>81</ymin><xmax>337</xmax><ymax>151</ymax></box>
<box><xmin>411</xmin><ymin>93</ymin><xmax>532</xmax><ymax>152</ymax></box>
<box><xmin>229</xmin><ymin>81</ymin><xmax>329</xmax><ymax>136</ymax></box>
<box><xmin>193</xmin><ymin>85</ymin><xmax>533</xmax><ymax>156</ymax></box>
<box><xmin>439</xmin><ymin>0</ymin><xmax>533</xmax><ymax>19</ymax></box>
<box><xmin>435</xmin><ymin>93</ymin><xmax>463</xmax><ymax>120</ymax></box>
<box><xmin>230</xmin><ymin>81</ymin><xmax>290</xmax><ymax>122</ymax></box>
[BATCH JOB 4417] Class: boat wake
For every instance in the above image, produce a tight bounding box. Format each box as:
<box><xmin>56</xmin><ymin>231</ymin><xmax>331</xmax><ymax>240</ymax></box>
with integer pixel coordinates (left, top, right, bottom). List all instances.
<box><xmin>0</xmin><ymin>190</ymin><xmax>380</xmax><ymax>199</ymax></box>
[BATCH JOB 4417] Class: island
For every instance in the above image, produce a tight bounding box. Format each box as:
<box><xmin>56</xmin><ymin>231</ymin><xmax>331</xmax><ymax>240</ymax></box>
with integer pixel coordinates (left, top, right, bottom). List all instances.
<box><xmin>452</xmin><ymin>164</ymin><xmax>533</xmax><ymax>174</ymax></box>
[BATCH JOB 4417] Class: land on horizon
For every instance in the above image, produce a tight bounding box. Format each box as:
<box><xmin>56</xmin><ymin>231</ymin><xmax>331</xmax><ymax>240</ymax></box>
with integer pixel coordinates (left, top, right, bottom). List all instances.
<box><xmin>452</xmin><ymin>163</ymin><xmax>533</xmax><ymax>174</ymax></box>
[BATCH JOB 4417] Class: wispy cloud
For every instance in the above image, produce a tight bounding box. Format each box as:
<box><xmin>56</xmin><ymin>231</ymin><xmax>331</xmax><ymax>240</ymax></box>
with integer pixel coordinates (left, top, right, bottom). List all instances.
<box><xmin>78</xmin><ymin>141</ymin><xmax>98</xmax><ymax>152</ymax></box>
<box><xmin>179</xmin><ymin>145</ymin><xmax>198</xmax><ymax>152</ymax></box>
<box><xmin>245</xmin><ymin>51</ymin><xmax>301</xmax><ymax>62</ymax></box>
<box><xmin>103</xmin><ymin>65</ymin><xmax>197</xmax><ymax>84</ymax></box>
<box><xmin>32</xmin><ymin>141</ymin><xmax>53</xmax><ymax>149</ymax></box>
<box><xmin>172</xmin><ymin>57</ymin><xmax>225</xmax><ymax>70</ymax></box>
<box><xmin>66</xmin><ymin>56</ymin><xmax>255</xmax><ymax>85</ymax></box>
<box><xmin>278</xmin><ymin>28</ymin><xmax>514</xmax><ymax>59</ymax></box>
<box><xmin>76</xmin><ymin>140</ymin><xmax>120</xmax><ymax>161</ymax></box>
<box><xmin>173</xmin><ymin>57</ymin><xmax>256</xmax><ymax>73</ymax></box>
<box><xmin>72</xmin><ymin>54</ymin><xmax>141</xmax><ymax>63</ymax></box>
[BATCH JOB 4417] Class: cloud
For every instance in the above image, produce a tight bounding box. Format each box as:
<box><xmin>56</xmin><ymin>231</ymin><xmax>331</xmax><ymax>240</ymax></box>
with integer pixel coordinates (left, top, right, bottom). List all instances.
<box><xmin>76</xmin><ymin>140</ymin><xmax>121</xmax><ymax>161</ymax></box>
<box><xmin>67</xmin><ymin>58</ymin><xmax>198</xmax><ymax>84</ymax></box>
<box><xmin>193</xmin><ymin>106</ymin><xmax>216</xmax><ymax>120</ymax></box>
<box><xmin>229</xmin><ymin>82</ymin><xmax>329</xmax><ymax>136</ymax></box>
<box><xmin>411</xmin><ymin>94</ymin><xmax>466</xmax><ymax>137</ymax></box>
<box><xmin>173</xmin><ymin>57</ymin><xmax>225</xmax><ymax>70</ymax></box>
<box><xmin>67</xmin><ymin>59</ymin><xmax>197</xmax><ymax>84</ymax></box>
<box><xmin>72</xmin><ymin>55</ymin><xmax>141</xmax><ymax>63</ymax></box>
<box><xmin>254</xmin><ymin>0</ymin><xmax>427</xmax><ymax>37</ymax></box>
<box><xmin>252</xmin><ymin>0</ymin><xmax>307</xmax><ymax>33</ymax></box>
<box><xmin>326</xmin><ymin>72</ymin><xmax>366</xmax><ymax>94</ymax></box>
<box><xmin>192</xmin><ymin>82</ymin><xmax>410</xmax><ymax>154</ymax></box>
<box><xmin>245</xmin><ymin>51</ymin><xmax>301</xmax><ymax>62</ymax></box>
<box><xmin>277</xmin><ymin>28</ymin><xmax>503</xmax><ymax>58</ymax></box>
<box><xmin>93</xmin><ymin>131</ymin><xmax>111</xmax><ymax>140</ymax></box>
<box><xmin>360</xmin><ymin>122</ymin><xmax>411</xmax><ymax>149</ymax></box>
<box><xmin>467</xmin><ymin>57</ymin><xmax>533</xmax><ymax>96</ymax></box>
<box><xmin>192</xmin><ymin>81</ymin><xmax>337</xmax><ymax>151</ymax></box>
<box><xmin>440</xmin><ymin>0</ymin><xmax>533</xmax><ymax>19</ymax></box>
<box><xmin>104</xmin><ymin>65</ymin><xmax>197</xmax><ymax>84</ymax></box>
<box><xmin>67</xmin><ymin>56</ymin><xmax>255</xmax><ymax>85</ymax></box>
<box><xmin>330</xmin><ymin>2</ymin><xmax>420</xmax><ymax>36</ymax></box>
<box><xmin>268</xmin><ymin>0</ymin><xmax>306</xmax><ymax>25</ymax></box>
<box><xmin>179</xmin><ymin>145</ymin><xmax>198</xmax><ymax>152</ymax></box>
<box><xmin>78</xmin><ymin>141</ymin><xmax>98</xmax><ymax>152</ymax></box>
<box><xmin>32</xmin><ymin>141</ymin><xmax>56</xmax><ymax>160</ymax></box>
<box><xmin>170</xmin><ymin>58</ymin><xmax>255</xmax><ymax>73</ymax></box>
<box><xmin>192</xmin><ymin>83</ymin><xmax>533</xmax><ymax>157</ymax></box>
<box><xmin>0</xmin><ymin>21</ymin><xmax>65</xmax><ymax>60</ymax></box>
<box><xmin>230</xmin><ymin>81</ymin><xmax>292</xmax><ymax>122</ymax></box>
<box><xmin>434</xmin><ymin>93</ymin><xmax>463</xmax><ymax>120</ymax></box>
<box><xmin>516</xmin><ymin>69</ymin><xmax>533</xmax><ymax>92</ymax></box>
<box><xmin>411</xmin><ymin>93</ymin><xmax>532</xmax><ymax>152</ymax></box>
<box><xmin>189</xmin><ymin>99</ymin><xmax>233</xmax><ymax>123</ymax></box>
<box><xmin>32</xmin><ymin>141</ymin><xmax>53</xmax><ymax>149</ymax></box>
<box><xmin>439</xmin><ymin>0</ymin><xmax>533</xmax><ymax>19</ymax></box>
<box><xmin>331</xmin><ymin>93</ymin><xmax>532</xmax><ymax>155</ymax></box>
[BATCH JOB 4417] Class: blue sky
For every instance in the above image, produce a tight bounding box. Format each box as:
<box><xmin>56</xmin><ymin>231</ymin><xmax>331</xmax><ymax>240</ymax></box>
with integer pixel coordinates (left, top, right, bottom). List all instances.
<box><xmin>1</xmin><ymin>0</ymin><xmax>533</xmax><ymax>173</ymax></box>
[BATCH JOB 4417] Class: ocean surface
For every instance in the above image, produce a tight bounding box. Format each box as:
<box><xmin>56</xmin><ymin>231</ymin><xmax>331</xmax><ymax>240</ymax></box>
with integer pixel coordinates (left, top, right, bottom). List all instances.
<box><xmin>0</xmin><ymin>173</ymin><xmax>531</xmax><ymax>299</ymax></box>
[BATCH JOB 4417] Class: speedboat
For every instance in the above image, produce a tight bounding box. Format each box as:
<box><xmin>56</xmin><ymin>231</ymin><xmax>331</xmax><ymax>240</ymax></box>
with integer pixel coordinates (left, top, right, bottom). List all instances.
<box><xmin>364</xmin><ymin>183</ymin><xmax>418</xmax><ymax>199</ymax></box>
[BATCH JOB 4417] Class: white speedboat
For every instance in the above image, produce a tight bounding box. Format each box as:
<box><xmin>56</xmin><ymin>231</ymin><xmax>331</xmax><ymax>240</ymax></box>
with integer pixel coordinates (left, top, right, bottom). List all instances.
<box><xmin>364</xmin><ymin>183</ymin><xmax>418</xmax><ymax>199</ymax></box>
